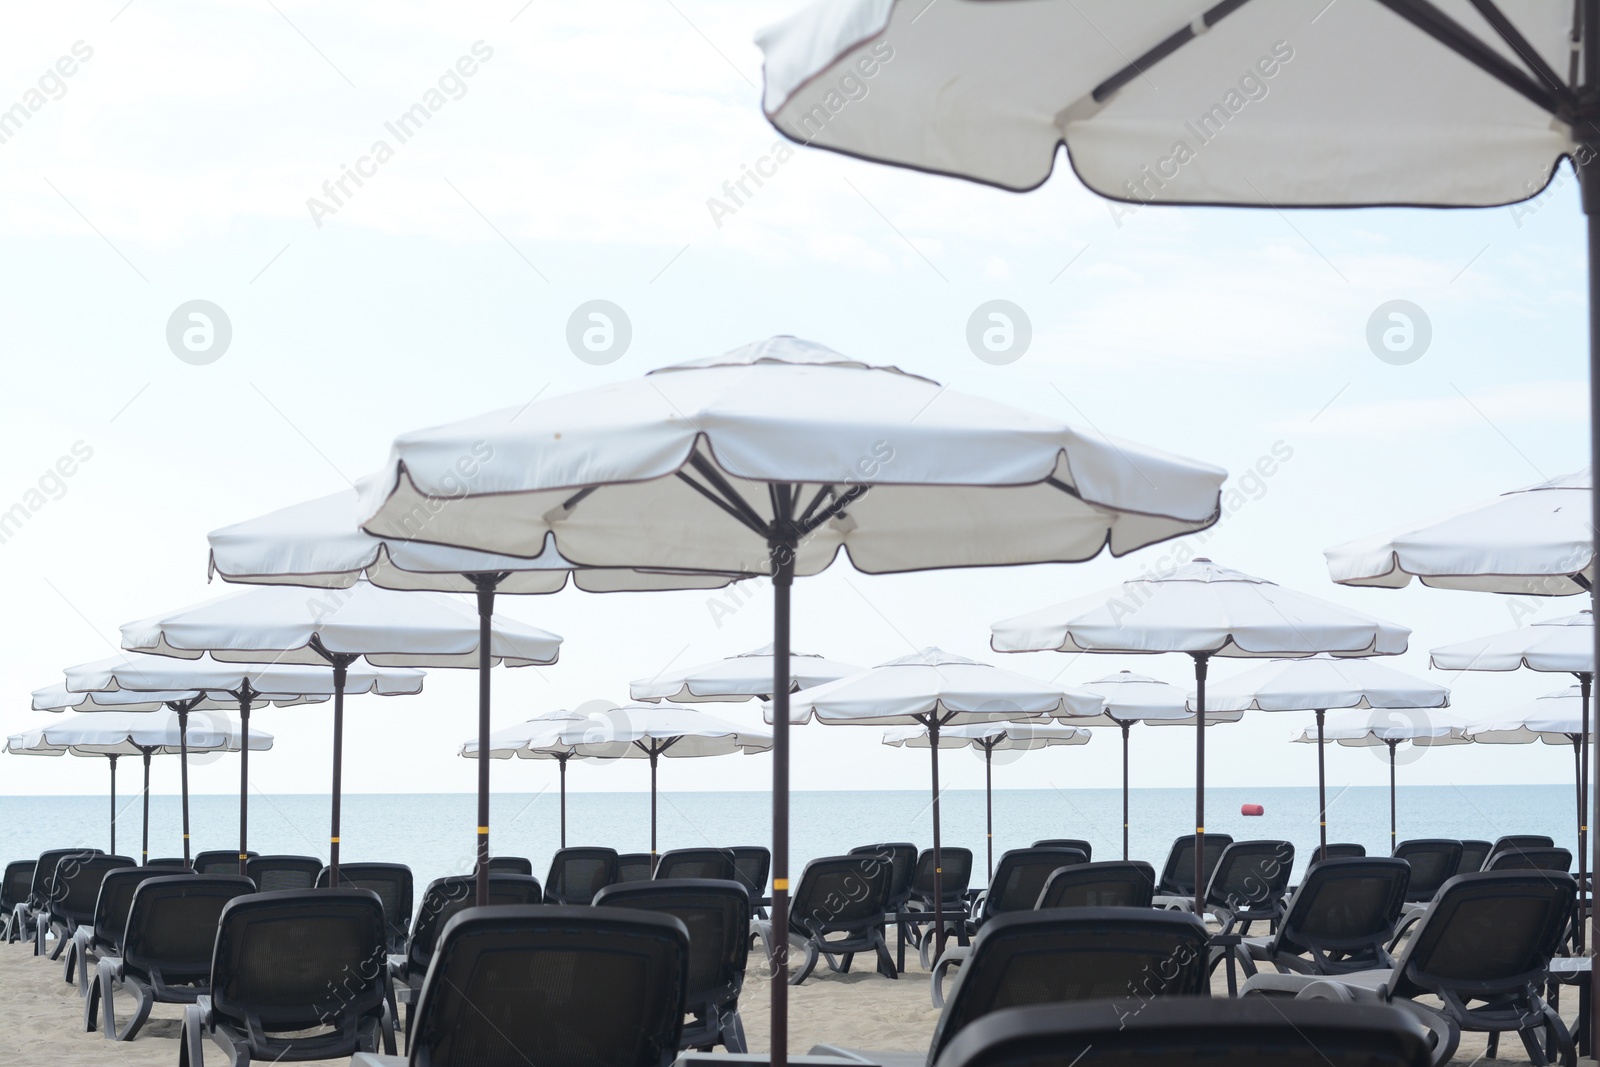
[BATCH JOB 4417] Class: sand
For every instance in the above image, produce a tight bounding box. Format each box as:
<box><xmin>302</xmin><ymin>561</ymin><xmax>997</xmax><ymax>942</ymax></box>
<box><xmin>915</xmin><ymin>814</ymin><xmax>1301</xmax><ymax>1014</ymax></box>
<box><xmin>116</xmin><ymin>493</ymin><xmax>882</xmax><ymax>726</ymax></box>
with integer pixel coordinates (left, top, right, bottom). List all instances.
<box><xmin>0</xmin><ymin>930</ymin><xmax>1561</xmax><ymax>1065</ymax></box>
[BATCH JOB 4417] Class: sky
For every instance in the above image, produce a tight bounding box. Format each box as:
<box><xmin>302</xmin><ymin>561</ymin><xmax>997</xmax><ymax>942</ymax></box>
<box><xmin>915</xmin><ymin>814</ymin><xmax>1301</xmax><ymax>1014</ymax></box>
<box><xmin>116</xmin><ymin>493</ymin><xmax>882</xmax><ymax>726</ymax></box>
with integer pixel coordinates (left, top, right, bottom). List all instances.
<box><xmin>0</xmin><ymin>1</ymin><xmax>1589</xmax><ymax>802</ymax></box>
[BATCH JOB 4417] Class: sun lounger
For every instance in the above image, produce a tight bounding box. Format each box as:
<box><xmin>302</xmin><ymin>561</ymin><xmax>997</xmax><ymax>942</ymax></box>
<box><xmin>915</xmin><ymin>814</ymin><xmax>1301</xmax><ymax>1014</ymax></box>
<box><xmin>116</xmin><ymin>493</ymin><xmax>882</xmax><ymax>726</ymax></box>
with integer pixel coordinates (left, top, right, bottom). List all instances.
<box><xmin>755</xmin><ymin>854</ymin><xmax>896</xmax><ymax>986</ymax></box>
<box><xmin>18</xmin><ymin>848</ymin><xmax>100</xmax><ymax>955</ymax></box>
<box><xmin>0</xmin><ymin>859</ymin><xmax>34</xmax><ymax>942</ymax></box>
<box><xmin>618</xmin><ymin>852</ymin><xmax>657</xmax><ymax>882</ymax></box>
<box><xmin>1240</xmin><ymin>870</ymin><xmax>1578</xmax><ymax>1066</ymax></box>
<box><xmin>1035</xmin><ymin>861</ymin><xmax>1155</xmax><ymax>909</ymax></box>
<box><xmin>245</xmin><ymin>854</ymin><xmax>323</xmax><ymax>891</ymax></box>
<box><xmin>484</xmin><ymin>855</ymin><xmax>534</xmax><ymax>876</ymax></box>
<box><xmin>1233</xmin><ymin>857</ymin><xmax>1409</xmax><ymax>978</ymax></box>
<box><xmin>929</xmin><ymin>998</ymin><xmax>1431</xmax><ymax>1067</ymax></box>
<box><xmin>1458</xmin><ymin>839</ymin><xmax>1493</xmax><ymax>873</ymax></box>
<box><xmin>179</xmin><ymin>887</ymin><xmax>395</xmax><ymax>1065</ymax></box>
<box><xmin>1323</xmin><ymin>843</ymin><xmax>1367</xmax><ymax>858</ymax></box>
<box><xmin>1032</xmin><ymin>838</ymin><xmax>1093</xmax><ymax>860</ymax></box>
<box><xmin>1162</xmin><ymin>840</ymin><xmax>1294</xmax><ymax>936</ymax></box>
<box><xmin>655</xmin><ymin>848</ymin><xmax>736</xmax><ymax>881</ymax></box>
<box><xmin>352</xmin><ymin>905</ymin><xmax>690</xmax><ymax>1067</ymax></box>
<box><xmin>596</xmin><ymin>877</ymin><xmax>752</xmax><ymax>1052</ymax></box>
<box><xmin>728</xmin><ymin>845</ymin><xmax>772</xmax><ymax>918</ymax></box>
<box><xmin>1392</xmin><ymin>840</ymin><xmax>1462</xmax><ymax>902</ymax></box>
<box><xmin>39</xmin><ymin>853</ymin><xmax>135</xmax><ymax>961</ymax></box>
<box><xmin>546</xmin><ymin>846</ymin><xmax>620</xmax><ymax>903</ymax></box>
<box><xmin>317</xmin><ymin>862</ymin><xmax>414</xmax><ymax>955</ymax></box>
<box><xmin>86</xmin><ymin>873</ymin><xmax>255</xmax><ymax>1041</ymax></box>
<box><xmin>901</xmin><ymin>847</ymin><xmax>974</xmax><ymax>968</ymax></box>
<box><xmin>850</xmin><ymin>842</ymin><xmax>919</xmax><ymax>972</ymax></box>
<box><xmin>1150</xmin><ymin>832</ymin><xmax>1232</xmax><ymax>908</ymax></box>
<box><xmin>63</xmin><ymin>865</ymin><xmax>185</xmax><ymax>995</ymax></box>
<box><xmin>193</xmin><ymin>849</ymin><xmax>256</xmax><ymax>876</ymax></box>
<box><xmin>1486</xmin><ymin>846</ymin><xmax>1571</xmax><ymax>872</ymax></box>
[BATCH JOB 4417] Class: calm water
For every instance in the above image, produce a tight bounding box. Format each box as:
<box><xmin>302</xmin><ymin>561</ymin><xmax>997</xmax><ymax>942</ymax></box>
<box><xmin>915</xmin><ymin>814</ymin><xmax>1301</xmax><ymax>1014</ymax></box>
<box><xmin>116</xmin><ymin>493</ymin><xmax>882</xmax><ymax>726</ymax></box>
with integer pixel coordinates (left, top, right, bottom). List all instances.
<box><xmin>2</xmin><ymin>784</ymin><xmax>1586</xmax><ymax>886</ymax></box>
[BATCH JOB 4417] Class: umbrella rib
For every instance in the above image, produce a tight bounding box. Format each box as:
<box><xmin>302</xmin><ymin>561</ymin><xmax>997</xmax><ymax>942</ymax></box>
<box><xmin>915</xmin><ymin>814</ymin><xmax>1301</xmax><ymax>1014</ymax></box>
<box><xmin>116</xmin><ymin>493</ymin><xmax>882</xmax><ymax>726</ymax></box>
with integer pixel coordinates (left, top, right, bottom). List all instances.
<box><xmin>1468</xmin><ymin>0</ymin><xmax>1580</xmax><ymax>104</ymax></box>
<box><xmin>1377</xmin><ymin>0</ymin><xmax>1566</xmax><ymax>117</ymax></box>
<box><xmin>676</xmin><ymin>471</ymin><xmax>769</xmax><ymax>536</ymax></box>
<box><xmin>1090</xmin><ymin>0</ymin><xmax>1253</xmax><ymax>103</ymax></box>
<box><xmin>686</xmin><ymin>454</ymin><xmax>771</xmax><ymax>533</ymax></box>
<box><xmin>797</xmin><ymin>484</ymin><xmax>869</xmax><ymax>537</ymax></box>
<box><xmin>796</xmin><ymin>484</ymin><xmax>835</xmax><ymax>526</ymax></box>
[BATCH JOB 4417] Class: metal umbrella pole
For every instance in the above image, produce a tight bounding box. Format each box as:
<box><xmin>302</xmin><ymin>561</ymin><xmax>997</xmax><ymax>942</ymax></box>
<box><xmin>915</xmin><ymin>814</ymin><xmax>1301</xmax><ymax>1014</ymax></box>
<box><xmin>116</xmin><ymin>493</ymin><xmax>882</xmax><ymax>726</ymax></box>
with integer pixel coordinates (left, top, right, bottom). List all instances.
<box><xmin>307</xmin><ymin>636</ymin><xmax>358</xmax><ymax>887</ymax></box>
<box><xmin>469</xmin><ymin>572</ymin><xmax>509</xmax><ymax>906</ymax></box>
<box><xmin>1314</xmin><ymin>708</ymin><xmax>1328</xmax><ymax>863</ymax></box>
<box><xmin>139</xmin><ymin>746</ymin><xmax>153</xmax><ymax>865</ymax></box>
<box><xmin>1191</xmin><ymin>653</ymin><xmax>1210</xmax><ymax>914</ymax></box>
<box><xmin>1120</xmin><ymin>720</ymin><xmax>1131</xmax><ymax>861</ymax></box>
<box><xmin>557</xmin><ymin>753</ymin><xmax>570</xmax><ymax>848</ymax></box>
<box><xmin>108</xmin><ymin>754</ymin><xmax>118</xmax><ymax>854</ymax></box>
<box><xmin>1386</xmin><ymin>740</ymin><xmax>1399</xmax><ymax>853</ymax></box>
<box><xmin>229</xmin><ymin>681</ymin><xmax>260</xmax><ymax>877</ymax></box>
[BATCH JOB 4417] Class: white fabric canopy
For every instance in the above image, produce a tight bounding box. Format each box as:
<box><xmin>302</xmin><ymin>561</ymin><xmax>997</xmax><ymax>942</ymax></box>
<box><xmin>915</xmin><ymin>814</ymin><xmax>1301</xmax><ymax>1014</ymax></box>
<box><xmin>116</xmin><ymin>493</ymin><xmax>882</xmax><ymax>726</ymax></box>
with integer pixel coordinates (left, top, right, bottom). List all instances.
<box><xmin>209</xmin><ymin>486</ymin><xmax>740</xmax><ymax>594</ymax></box>
<box><xmin>30</xmin><ymin>682</ymin><xmax>304</xmax><ymax>714</ymax></box>
<box><xmin>992</xmin><ymin>559</ymin><xmax>1411</xmax><ymax>658</ymax></box>
<box><xmin>1292</xmin><ymin>718</ymin><xmax>1471</xmax><ymax>748</ymax></box>
<box><xmin>62</xmin><ymin>651</ymin><xmax>423</xmax><ymax>696</ymax></box>
<box><xmin>461</xmin><ymin>710</ymin><xmax>588</xmax><ymax>760</ymax></box>
<box><xmin>768</xmin><ymin>647</ymin><xmax>1103</xmax><ymax>726</ymax></box>
<box><xmin>1326</xmin><ymin>469</ymin><xmax>1593</xmax><ymax>594</ymax></box>
<box><xmin>358</xmin><ymin>337</ymin><xmax>1226</xmax><ymax>573</ymax></box>
<box><xmin>1430</xmin><ymin>611</ymin><xmax>1594</xmax><ymax>673</ymax></box>
<box><xmin>6</xmin><ymin>710</ymin><xmax>270</xmax><ymax>756</ymax></box>
<box><xmin>1468</xmin><ymin>686</ymin><xmax>1590</xmax><ymax>744</ymax></box>
<box><xmin>1198</xmin><ymin>655</ymin><xmax>1450</xmax><ymax>713</ymax></box>
<box><xmin>631</xmin><ymin>644</ymin><xmax>861</xmax><ymax>703</ymax></box>
<box><xmin>757</xmin><ymin>1</ymin><xmax>1577</xmax><ymax>204</ymax></box>
<box><xmin>882</xmin><ymin>721</ymin><xmax>1089</xmax><ymax>750</ymax></box>
<box><xmin>558</xmin><ymin>704</ymin><xmax>773</xmax><ymax>759</ymax></box>
<box><xmin>1073</xmin><ymin>670</ymin><xmax>1239</xmax><ymax>727</ymax></box>
<box><xmin>121</xmin><ymin>580</ymin><xmax>560</xmax><ymax>669</ymax></box>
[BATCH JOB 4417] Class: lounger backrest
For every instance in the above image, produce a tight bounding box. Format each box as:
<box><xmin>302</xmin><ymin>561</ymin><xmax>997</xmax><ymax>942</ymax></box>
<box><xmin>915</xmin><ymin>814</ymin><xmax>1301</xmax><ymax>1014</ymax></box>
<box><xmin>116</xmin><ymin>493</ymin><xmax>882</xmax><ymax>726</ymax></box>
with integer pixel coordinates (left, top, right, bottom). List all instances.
<box><xmin>146</xmin><ymin>858</ymin><xmax>190</xmax><ymax>868</ymax></box>
<box><xmin>849</xmin><ymin>842</ymin><xmax>918</xmax><ymax>910</ymax></box>
<box><xmin>51</xmin><ymin>854</ymin><xmax>135</xmax><ymax>926</ymax></box>
<box><xmin>789</xmin><ymin>856</ymin><xmax>892</xmax><ymax>938</ymax></box>
<box><xmin>209</xmin><ymin>887</ymin><xmax>387</xmax><ymax>1032</ymax></box>
<box><xmin>409</xmin><ymin>874</ymin><xmax>543</xmax><ymax>972</ymax></box>
<box><xmin>655</xmin><ymin>848</ymin><xmax>735</xmax><ymax>881</ymax></box>
<box><xmin>1490</xmin><ymin>834</ymin><xmax>1555</xmax><ymax>857</ymax></box>
<box><xmin>92</xmin><ymin>866</ymin><xmax>188</xmax><ymax>948</ymax></box>
<box><xmin>122</xmin><ymin>875</ymin><xmax>256</xmax><ymax>984</ymax></box>
<box><xmin>1035</xmin><ymin>862</ymin><xmax>1156</xmax><ymax>910</ymax></box>
<box><xmin>1457</xmin><ymin>840</ymin><xmax>1493</xmax><ymax>872</ymax></box>
<box><xmin>545</xmin><ymin>847</ymin><xmax>620</xmax><ymax>904</ymax></box>
<box><xmin>32</xmin><ymin>848</ymin><xmax>100</xmax><ymax>908</ymax></box>
<box><xmin>485</xmin><ymin>856</ymin><xmax>535</xmax><ymax>876</ymax></box>
<box><xmin>1155</xmin><ymin>834</ymin><xmax>1232</xmax><ymax>896</ymax></box>
<box><xmin>193</xmin><ymin>850</ymin><xmax>256</xmax><ymax>875</ymax></box>
<box><xmin>1485</xmin><ymin>846</ymin><xmax>1571</xmax><ymax>872</ymax></box>
<box><xmin>1204</xmin><ymin>840</ymin><xmax>1293</xmax><ymax>914</ymax></box>
<box><xmin>1</xmin><ymin>860</ymin><xmax>35</xmax><ymax>911</ymax></box>
<box><xmin>245</xmin><ymin>854</ymin><xmax>323</xmax><ymax>892</ymax></box>
<box><xmin>1321</xmin><ymin>843</ymin><xmax>1366</xmax><ymax>859</ymax></box>
<box><xmin>727</xmin><ymin>846</ymin><xmax>771</xmax><ymax>906</ymax></box>
<box><xmin>930</xmin><ymin>999</ymin><xmax>1432</xmax><ymax>1067</ymax></box>
<box><xmin>316</xmin><ymin>862</ymin><xmax>414</xmax><ymax>953</ymax></box>
<box><xmin>594</xmin><ymin>878</ymin><xmax>749</xmax><ymax>1009</ymax></box>
<box><xmin>408</xmin><ymin>905</ymin><xmax>689</xmax><ymax>1067</ymax></box>
<box><xmin>1389</xmin><ymin>870</ymin><xmax>1576</xmax><ymax>1001</ymax></box>
<box><xmin>985</xmin><ymin>848</ymin><xmax>1089</xmax><ymax>920</ymax></box>
<box><xmin>1033</xmin><ymin>839</ymin><xmax>1094</xmax><ymax>861</ymax></box>
<box><xmin>913</xmin><ymin>847</ymin><xmax>975</xmax><ymax>904</ymax></box>
<box><xmin>1391</xmin><ymin>839</ymin><xmax>1462</xmax><ymax>901</ymax></box>
<box><xmin>616</xmin><ymin>853</ymin><xmax>655</xmax><ymax>883</ymax></box>
<box><xmin>928</xmin><ymin>907</ymin><xmax>1212</xmax><ymax>1063</ymax></box>
<box><xmin>1271</xmin><ymin>858</ymin><xmax>1409</xmax><ymax>963</ymax></box>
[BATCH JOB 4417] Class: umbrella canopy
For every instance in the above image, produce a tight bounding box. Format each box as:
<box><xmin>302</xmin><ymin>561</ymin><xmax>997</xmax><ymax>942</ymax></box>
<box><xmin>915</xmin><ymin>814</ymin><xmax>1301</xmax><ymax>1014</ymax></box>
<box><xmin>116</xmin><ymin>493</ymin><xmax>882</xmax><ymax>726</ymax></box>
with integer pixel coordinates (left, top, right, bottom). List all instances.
<box><xmin>7</xmin><ymin>710</ymin><xmax>271</xmax><ymax>860</ymax></box>
<box><xmin>1468</xmin><ymin>686</ymin><xmax>1590</xmax><ymax>745</ymax></box>
<box><xmin>630</xmin><ymin>644</ymin><xmax>861</xmax><ymax>703</ymax></box>
<box><xmin>32</xmin><ymin>682</ymin><xmax>303</xmax><ymax>714</ymax></box>
<box><xmin>992</xmin><ymin>558</ymin><xmax>1410</xmax><ymax>909</ymax></box>
<box><xmin>1430</xmin><ymin>611</ymin><xmax>1595</xmax><ymax>673</ymax></box>
<box><xmin>1072</xmin><ymin>670</ymin><xmax>1241</xmax><ymax>859</ymax></box>
<box><xmin>460</xmin><ymin>710</ymin><xmax>588</xmax><ymax>847</ymax></box>
<box><xmin>884</xmin><ymin>721</ymin><xmax>1089</xmax><ymax>880</ymax></box>
<box><xmin>354</xmin><ymin>335</ymin><xmax>1225</xmax><ymax>1049</ymax></box>
<box><xmin>1326</xmin><ymin>469</ymin><xmax>1593</xmax><ymax>595</ymax></box>
<box><xmin>1200</xmin><ymin>656</ymin><xmax>1450</xmax><ymax>858</ymax></box>
<box><xmin>555</xmin><ymin>704</ymin><xmax>772</xmax><ymax>861</ymax></box>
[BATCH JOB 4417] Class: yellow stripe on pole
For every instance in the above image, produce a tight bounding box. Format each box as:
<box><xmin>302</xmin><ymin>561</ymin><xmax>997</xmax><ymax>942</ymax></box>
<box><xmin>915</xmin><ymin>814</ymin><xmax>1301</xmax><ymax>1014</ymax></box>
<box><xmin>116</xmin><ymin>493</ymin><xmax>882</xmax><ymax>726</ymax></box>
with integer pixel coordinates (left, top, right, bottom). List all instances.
<box><xmin>477</xmin><ymin>826</ymin><xmax>489</xmax><ymax>834</ymax></box>
<box><xmin>772</xmin><ymin>878</ymin><xmax>789</xmax><ymax>891</ymax></box>
<box><xmin>330</xmin><ymin>837</ymin><xmax>340</xmax><ymax>844</ymax></box>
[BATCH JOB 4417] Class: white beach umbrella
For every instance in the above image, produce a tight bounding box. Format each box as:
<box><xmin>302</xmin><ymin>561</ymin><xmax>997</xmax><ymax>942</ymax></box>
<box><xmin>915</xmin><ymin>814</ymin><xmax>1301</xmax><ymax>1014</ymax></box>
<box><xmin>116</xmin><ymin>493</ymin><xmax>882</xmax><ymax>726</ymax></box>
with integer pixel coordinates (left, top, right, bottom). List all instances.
<box><xmin>122</xmin><ymin>581</ymin><xmax>558</xmax><ymax>882</ymax></box>
<box><xmin>354</xmin><ymin>335</ymin><xmax>1225</xmax><ymax>1047</ymax></box>
<box><xmin>208</xmin><ymin>485</ymin><xmax>737</xmax><ymax>903</ymax></box>
<box><xmin>1293</xmin><ymin>716</ymin><xmax>1472</xmax><ymax>851</ymax></box>
<box><xmin>7</xmin><ymin>711</ymin><xmax>271</xmax><ymax>861</ymax></box>
<box><xmin>1468</xmin><ymin>686</ymin><xmax>1592</xmax><ymax>867</ymax></box>
<box><xmin>460</xmin><ymin>710</ymin><xmax>588</xmax><ymax>847</ymax></box>
<box><xmin>769</xmin><ymin>647</ymin><xmax>1102</xmax><ymax>941</ymax></box>
<box><xmin>1072</xmin><ymin>671</ymin><xmax>1241</xmax><ymax>860</ymax></box>
<box><xmin>1326</xmin><ymin>469</ymin><xmax>1593</xmax><ymax>595</ymax></box>
<box><xmin>883</xmin><ymin>721</ymin><xmax>1089</xmax><ymax>881</ymax></box>
<box><xmin>992</xmin><ymin>558</ymin><xmax>1411</xmax><ymax>910</ymax></box>
<box><xmin>62</xmin><ymin>652</ymin><xmax>420</xmax><ymax>873</ymax></box>
<box><xmin>554</xmin><ymin>704</ymin><xmax>772</xmax><ymax>862</ymax></box>
<box><xmin>1199</xmin><ymin>656</ymin><xmax>1450</xmax><ymax>860</ymax></box>
<box><xmin>630</xmin><ymin>645</ymin><xmax>861</xmax><ymax>703</ymax></box>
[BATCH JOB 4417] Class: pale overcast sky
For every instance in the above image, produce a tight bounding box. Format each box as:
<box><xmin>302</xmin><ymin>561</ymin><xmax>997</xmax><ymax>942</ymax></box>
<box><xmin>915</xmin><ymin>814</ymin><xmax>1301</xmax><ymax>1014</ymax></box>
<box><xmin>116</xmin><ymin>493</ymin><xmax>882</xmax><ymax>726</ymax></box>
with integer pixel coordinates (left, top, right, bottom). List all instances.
<box><xmin>0</xmin><ymin>1</ymin><xmax>1587</xmax><ymax>799</ymax></box>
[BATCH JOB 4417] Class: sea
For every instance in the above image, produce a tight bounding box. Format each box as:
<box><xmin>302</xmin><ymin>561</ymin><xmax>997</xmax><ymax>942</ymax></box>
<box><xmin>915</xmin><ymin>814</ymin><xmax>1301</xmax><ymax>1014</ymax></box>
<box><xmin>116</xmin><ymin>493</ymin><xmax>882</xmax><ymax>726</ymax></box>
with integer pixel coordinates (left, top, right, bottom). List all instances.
<box><xmin>0</xmin><ymin>784</ymin><xmax>1586</xmax><ymax>885</ymax></box>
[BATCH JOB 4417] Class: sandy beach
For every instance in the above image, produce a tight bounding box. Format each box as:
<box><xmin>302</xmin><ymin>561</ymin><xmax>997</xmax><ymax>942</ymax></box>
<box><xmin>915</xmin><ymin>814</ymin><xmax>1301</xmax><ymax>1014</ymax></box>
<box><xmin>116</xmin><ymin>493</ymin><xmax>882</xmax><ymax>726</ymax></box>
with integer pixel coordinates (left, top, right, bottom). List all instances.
<box><xmin>0</xmin><ymin>928</ymin><xmax>1551</xmax><ymax>1066</ymax></box>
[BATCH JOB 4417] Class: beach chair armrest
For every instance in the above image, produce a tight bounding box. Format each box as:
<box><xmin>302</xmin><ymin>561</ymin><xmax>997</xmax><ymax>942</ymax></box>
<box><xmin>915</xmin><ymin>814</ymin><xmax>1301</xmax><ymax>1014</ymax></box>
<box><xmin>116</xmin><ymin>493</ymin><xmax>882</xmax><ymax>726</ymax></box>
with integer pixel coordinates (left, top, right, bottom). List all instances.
<box><xmin>930</xmin><ymin>945</ymin><xmax>972</xmax><ymax>1008</ymax></box>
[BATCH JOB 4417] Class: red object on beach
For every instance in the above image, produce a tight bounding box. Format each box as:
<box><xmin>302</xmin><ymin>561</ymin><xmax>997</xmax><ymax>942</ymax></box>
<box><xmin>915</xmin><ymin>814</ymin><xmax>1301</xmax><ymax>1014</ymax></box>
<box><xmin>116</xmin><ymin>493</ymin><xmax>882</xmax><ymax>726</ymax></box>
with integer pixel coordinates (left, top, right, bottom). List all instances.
<box><xmin>1241</xmin><ymin>803</ymin><xmax>1264</xmax><ymax>816</ymax></box>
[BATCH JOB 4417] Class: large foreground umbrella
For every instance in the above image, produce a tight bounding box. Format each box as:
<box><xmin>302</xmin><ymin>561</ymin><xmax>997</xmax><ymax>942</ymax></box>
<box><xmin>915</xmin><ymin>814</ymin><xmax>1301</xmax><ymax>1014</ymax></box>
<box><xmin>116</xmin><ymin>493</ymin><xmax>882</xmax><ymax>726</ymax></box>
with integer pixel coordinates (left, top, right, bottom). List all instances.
<box><xmin>208</xmin><ymin>486</ymin><xmax>734</xmax><ymax>903</ymax></box>
<box><xmin>1293</xmin><ymin>715</ymin><xmax>1470</xmax><ymax>851</ymax></box>
<box><xmin>354</xmin><ymin>336</ymin><xmax>1225</xmax><ymax>1059</ymax></box>
<box><xmin>62</xmin><ymin>653</ymin><xmax>421</xmax><ymax>873</ymax></box>
<box><xmin>992</xmin><ymin>559</ymin><xmax>1410</xmax><ymax>911</ymax></box>
<box><xmin>1199</xmin><ymin>656</ymin><xmax>1450</xmax><ymax>860</ymax></box>
<box><xmin>1072</xmin><ymin>671</ymin><xmax>1240</xmax><ymax>860</ymax></box>
<box><xmin>122</xmin><ymin>581</ymin><xmax>559</xmax><ymax>882</ymax></box>
<box><xmin>6</xmin><ymin>711</ymin><xmax>270</xmax><ymax>860</ymax></box>
<box><xmin>631</xmin><ymin>645</ymin><xmax>859</xmax><ymax>703</ymax></box>
<box><xmin>771</xmin><ymin>647</ymin><xmax>1101</xmax><ymax>947</ymax></box>
<box><xmin>555</xmin><ymin>704</ymin><xmax>772</xmax><ymax>861</ymax></box>
<box><xmin>460</xmin><ymin>710</ymin><xmax>588</xmax><ymax>847</ymax></box>
<box><xmin>882</xmin><ymin>720</ymin><xmax>1089</xmax><ymax>881</ymax></box>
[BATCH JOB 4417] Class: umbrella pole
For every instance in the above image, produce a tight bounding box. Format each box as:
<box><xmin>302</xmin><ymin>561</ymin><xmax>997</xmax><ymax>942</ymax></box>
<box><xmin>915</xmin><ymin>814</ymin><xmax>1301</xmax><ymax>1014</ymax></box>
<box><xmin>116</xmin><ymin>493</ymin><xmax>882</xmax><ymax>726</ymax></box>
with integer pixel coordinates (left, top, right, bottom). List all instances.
<box><xmin>1315</xmin><ymin>709</ymin><xmax>1327</xmax><ymax>863</ymax></box>
<box><xmin>175</xmin><ymin>703</ymin><xmax>193</xmax><ymax>867</ymax></box>
<box><xmin>1388</xmin><ymin>740</ymin><xmax>1398</xmax><ymax>854</ymax></box>
<box><xmin>470</xmin><ymin>574</ymin><xmax>505</xmax><ymax>907</ymax></box>
<box><xmin>650</xmin><ymin>748</ymin><xmax>659</xmax><ymax>872</ymax></box>
<box><xmin>108</xmin><ymin>755</ymin><xmax>118</xmax><ymax>854</ymax></box>
<box><xmin>1581</xmin><ymin>137</ymin><xmax>1600</xmax><ymax>1060</ymax></box>
<box><xmin>768</xmin><ymin>539</ymin><xmax>795</xmax><ymax>1067</ymax></box>
<box><xmin>984</xmin><ymin>741</ymin><xmax>993</xmax><ymax>884</ymax></box>
<box><xmin>238</xmin><ymin>691</ymin><xmax>253</xmax><ymax>877</ymax></box>
<box><xmin>1580</xmin><ymin>672</ymin><xmax>1592</xmax><ymax>955</ymax></box>
<box><xmin>327</xmin><ymin>656</ymin><xmax>353</xmax><ymax>887</ymax></box>
<box><xmin>928</xmin><ymin>715</ymin><xmax>946</xmax><ymax>960</ymax></box>
<box><xmin>558</xmin><ymin>754</ymin><xmax>568</xmax><ymax>849</ymax></box>
<box><xmin>141</xmin><ymin>748</ymin><xmax>152</xmax><ymax>866</ymax></box>
<box><xmin>1121</xmin><ymin>722</ymin><xmax>1131</xmax><ymax>861</ymax></box>
<box><xmin>1192</xmin><ymin>653</ymin><xmax>1209</xmax><ymax>915</ymax></box>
